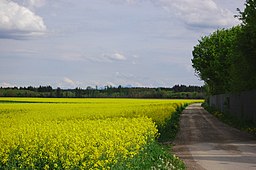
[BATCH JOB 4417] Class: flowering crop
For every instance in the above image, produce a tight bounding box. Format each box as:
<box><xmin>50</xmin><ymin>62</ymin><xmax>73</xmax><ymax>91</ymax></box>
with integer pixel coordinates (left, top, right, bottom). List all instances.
<box><xmin>0</xmin><ymin>98</ymin><xmax>202</xmax><ymax>169</ymax></box>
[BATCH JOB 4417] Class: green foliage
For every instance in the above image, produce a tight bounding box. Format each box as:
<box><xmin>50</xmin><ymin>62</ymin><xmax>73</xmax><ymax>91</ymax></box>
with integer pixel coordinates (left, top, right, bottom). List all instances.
<box><xmin>192</xmin><ymin>27</ymin><xmax>241</xmax><ymax>94</ymax></box>
<box><xmin>112</xmin><ymin>140</ymin><xmax>185</xmax><ymax>170</ymax></box>
<box><xmin>158</xmin><ymin>104</ymin><xmax>188</xmax><ymax>142</ymax></box>
<box><xmin>0</xmin><ymin>85</ymin><xmax>205</xmax><ymax>99</ymax></box>
<box><xmin>192</xmin><ymin>0</ymin><xmax>256</xmax><ymax>94</ymax></box>
<box><xmin>235</xmin><ymin>0</ymin><xmax>256</xmax><ymax>91</ymax></box>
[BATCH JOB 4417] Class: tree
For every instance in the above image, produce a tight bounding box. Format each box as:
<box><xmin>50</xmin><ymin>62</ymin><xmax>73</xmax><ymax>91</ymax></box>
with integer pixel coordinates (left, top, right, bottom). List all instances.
<box><xmin>235</xmin><ymin>0</ymin><xmax>256</xmax><ymax>91</ymax></box>
<box><xmin>192</xmin><ymin>0</ymin><xmax>256</xmax><ymax>94</ymax></box>
<box><xmin>192</xmin><ymin>27</ymin><xmax>241</xmax><ymax>94</ymax></box>
<box><xmin>56</xmin><ymin>87</ymin><xmax>62</xmax><ymax>97</ymax></box>
<box><xmin>75</xmin><ymin>87</ymin><xmax>82</xmax><ymax>98</ymax></box>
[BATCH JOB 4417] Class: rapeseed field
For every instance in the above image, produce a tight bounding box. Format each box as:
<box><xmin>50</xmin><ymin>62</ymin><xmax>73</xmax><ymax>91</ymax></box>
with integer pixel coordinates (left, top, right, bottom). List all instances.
<box><xmin>0</xmin><ymin>98</ymin><xmax>202</xmax><ymax>169</ymax></box>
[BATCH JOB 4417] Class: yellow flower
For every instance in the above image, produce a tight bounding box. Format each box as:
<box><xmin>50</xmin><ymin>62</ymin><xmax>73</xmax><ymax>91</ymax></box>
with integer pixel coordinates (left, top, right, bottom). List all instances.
<box><xmin>44</xmin><ymin>164</ymin><xmax>49</xmax><ymax>170</ymax></box>
<box><xmin>0</xmin><ymin>97</ymin><xmax>201</xmax><ymax>169</ymax></box>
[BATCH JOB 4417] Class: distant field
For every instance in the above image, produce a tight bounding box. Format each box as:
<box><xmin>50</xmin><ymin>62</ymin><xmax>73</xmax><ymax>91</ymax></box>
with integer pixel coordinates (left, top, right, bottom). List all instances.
<box><xmin>0</xmin><ymin>98</ymin><xmax>203</xmax><ymax>169</ymax></box>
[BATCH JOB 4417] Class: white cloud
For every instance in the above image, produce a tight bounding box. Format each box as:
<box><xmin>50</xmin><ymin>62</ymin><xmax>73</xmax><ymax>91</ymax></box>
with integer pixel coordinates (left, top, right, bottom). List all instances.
<box><xmin>0</xmin><ymin>82</ymin><xmax>17</xmax><ymax>87</ymax></box>
<box><xmin>102</xmin><ymin>52</ymin><xmax>127</xmax><ymax>62</ymax></box>
<box><xmin>164</xmin><ymin>0</ymin><xmax>238</xmax><ymax>28</ymax></box>
<box><xmin>112</xmin><ymin>53</ymin><xmax>127</xmax><ymax>61</ymax></box>
<box><xmin>0</xmin><ymin>0</ymin><xmax>47</xmax><ymax>39</ymax></box>
<box><xmin>158</xmin><ymin>0</ymin><xmax>240</xmax><ymax>28</ymax></box>
<box><xmin>61</xmin><ymin>77</ymin><xmax>83</xmax><ymax>88</ymax></box>
<box><xmin>63</xmin><ymin>77</ymin><xmax>76</xmax><ymax>86</ymax></box>
<box><xmin>114</xmin><ymin>0</ymin><xmax>239</xmax><ymax>29</ymax></box>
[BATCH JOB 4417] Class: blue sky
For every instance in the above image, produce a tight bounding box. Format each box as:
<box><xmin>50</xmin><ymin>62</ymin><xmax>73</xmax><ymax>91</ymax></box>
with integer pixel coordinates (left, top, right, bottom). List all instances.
<box><xmin>0</xmin><ymin>0</ymin><xmax>245</xmax><ymax>88</ymax></box>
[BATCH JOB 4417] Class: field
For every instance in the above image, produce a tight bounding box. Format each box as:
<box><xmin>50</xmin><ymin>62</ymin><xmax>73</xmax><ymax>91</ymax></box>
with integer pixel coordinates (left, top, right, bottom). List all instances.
<box><xmin>0</xmin><ymin>98</ymin><xmax>202</xmax><ymax>169</ymax></box>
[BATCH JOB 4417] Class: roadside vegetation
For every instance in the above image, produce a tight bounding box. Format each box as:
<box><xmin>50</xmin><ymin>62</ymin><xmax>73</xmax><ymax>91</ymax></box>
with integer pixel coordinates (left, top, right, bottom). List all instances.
<box><xmin>158</xmin><ymin>104</ymin><xmax>189</xmax><ymax>143</ymax></box>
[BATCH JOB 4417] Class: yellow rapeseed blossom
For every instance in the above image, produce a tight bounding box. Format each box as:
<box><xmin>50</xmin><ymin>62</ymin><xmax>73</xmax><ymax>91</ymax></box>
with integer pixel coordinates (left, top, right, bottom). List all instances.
<box><xmin>0</xmin><ymin>98</ymin><xmax>202</xmax><ymax>169</ymax></box>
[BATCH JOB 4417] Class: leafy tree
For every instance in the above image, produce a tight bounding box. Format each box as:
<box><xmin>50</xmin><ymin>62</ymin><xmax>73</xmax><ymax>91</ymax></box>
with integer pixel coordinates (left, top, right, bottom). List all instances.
<box><xmin>56</xmin><ymin>87</ymin><xmax>62</xmax><ymax>98</ymax></box>
<box><xmin>192</xmin><ymin>0</ymin><xmax>256</xmax><ymax>94</ymax></box>
<box><xmin>74</xmin><ymin>87</ymin><xmax>82</xmax><ymax>97</ymax></box>
<box><xmin>192</xmin><ymin>27</ymin><xmax>241</xmax><ymax>94</ymax></box>
<box><xmin>235</xmin><ymin>0</ymin><xmax>256</xmax><ymax>91</ymax></box>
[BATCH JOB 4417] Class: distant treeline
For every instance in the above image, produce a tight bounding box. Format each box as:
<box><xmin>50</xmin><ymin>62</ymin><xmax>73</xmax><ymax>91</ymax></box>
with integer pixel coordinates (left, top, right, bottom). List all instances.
<box><xmin>0</xmin><ymin>85</ymin><xmax>204</xmax><ymax>99</ymax></box>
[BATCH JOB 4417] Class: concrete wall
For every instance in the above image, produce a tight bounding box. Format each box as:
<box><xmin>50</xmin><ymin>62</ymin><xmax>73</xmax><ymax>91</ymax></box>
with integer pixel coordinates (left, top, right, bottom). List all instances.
<box><xmin>209</xmin><ymin>90</ymin><xmax>256</xmax><ymax>123</ymax></box>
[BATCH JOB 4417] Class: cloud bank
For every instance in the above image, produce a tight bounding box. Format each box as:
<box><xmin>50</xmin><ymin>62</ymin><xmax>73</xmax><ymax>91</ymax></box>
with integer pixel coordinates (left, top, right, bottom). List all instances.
<box><xmin>158</xmin><ymin>0</ymin><xmax>239</xmax><ymax>28</ymax></box>
<box><xmin>118</xmin><ymin>0</ymin><xmax>239</xmax><ymax>29</ymax></box>
<box><xmin>0</xmin><ymin>0</ymin><xmax>46</xmax><ymax>39</ymax></box>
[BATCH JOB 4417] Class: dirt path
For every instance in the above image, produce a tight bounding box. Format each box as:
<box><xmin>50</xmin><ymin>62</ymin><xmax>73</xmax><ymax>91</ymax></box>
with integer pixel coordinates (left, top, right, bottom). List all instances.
<box><xmin>173</xmin><ymin>103</ymin><xmax>256</xmax><ymax>170</ymax></box>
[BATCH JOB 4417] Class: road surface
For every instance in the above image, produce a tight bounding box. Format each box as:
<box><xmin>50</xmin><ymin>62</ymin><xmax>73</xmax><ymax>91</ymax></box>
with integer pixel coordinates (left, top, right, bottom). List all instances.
<box><xmin>173</xmin><ymin>103</ymin><xmax>256</xmax><ymax>170</ymax></box>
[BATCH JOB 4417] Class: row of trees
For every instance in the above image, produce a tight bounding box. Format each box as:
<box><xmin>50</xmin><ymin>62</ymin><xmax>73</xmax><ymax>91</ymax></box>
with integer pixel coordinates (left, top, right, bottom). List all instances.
<box><xmin>0</xmin><ymin>85</ymin><xmax>204</xmax><ymax>99</ymax></box>
<box><xmin>192</xmin><ymin>0</ymin><xmax>256</xmax><ymax>95</ymax></box>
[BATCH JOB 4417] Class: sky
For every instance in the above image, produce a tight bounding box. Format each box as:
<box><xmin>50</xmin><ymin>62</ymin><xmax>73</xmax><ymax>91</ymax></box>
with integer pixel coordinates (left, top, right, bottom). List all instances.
<box><xmin>0</xmin><ymin>0</ymin><xmax>245</xmax><ymax>88</ymax></box>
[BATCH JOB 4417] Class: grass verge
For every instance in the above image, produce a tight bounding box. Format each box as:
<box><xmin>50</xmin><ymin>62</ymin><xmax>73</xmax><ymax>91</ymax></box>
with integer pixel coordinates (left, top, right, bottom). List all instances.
<box><xmin>133</xmin><ymin>104</ymin><xmax>189</xmax><ymax>170</ymax></box>
<box><xmin>99</xmin><ymin>104</ymin><xmax>188</xmax><ymax>170</ymax></box>
<box><xmin>158</xmin><ymin>104</ymin><xmax>188</xmax><ymax>142</ymax></box>
<box><xmin>111</xmin><ymin>140</ymin><xmax>185</xmax><ymax>170</ymax></box>
<box><xmin>202</xmin><ymin>102</ymin><xmax>256</xmax><ymax>137</ymax></box>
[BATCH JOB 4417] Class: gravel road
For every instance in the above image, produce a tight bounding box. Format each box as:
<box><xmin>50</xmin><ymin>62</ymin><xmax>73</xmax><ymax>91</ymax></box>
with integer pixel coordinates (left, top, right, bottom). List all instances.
<box><xmin>173</xmin><ymin>103</ymin><xmax>256</xmax><ymax>170</ymax></box>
